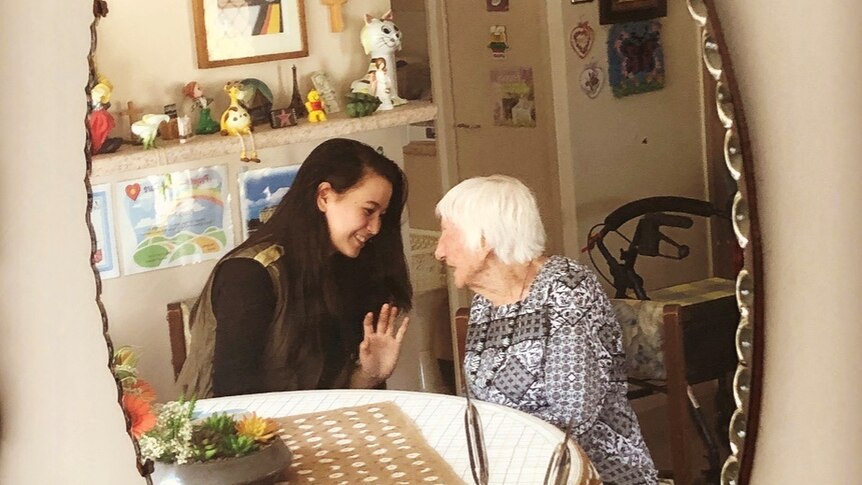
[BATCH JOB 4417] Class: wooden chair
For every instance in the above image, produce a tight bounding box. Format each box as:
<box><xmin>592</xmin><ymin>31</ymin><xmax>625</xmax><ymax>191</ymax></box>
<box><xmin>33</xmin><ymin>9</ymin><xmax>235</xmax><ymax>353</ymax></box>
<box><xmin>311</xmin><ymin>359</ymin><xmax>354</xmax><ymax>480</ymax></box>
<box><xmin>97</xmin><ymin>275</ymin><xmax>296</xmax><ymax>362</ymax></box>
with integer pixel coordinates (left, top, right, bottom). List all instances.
<box><xmin>451</xmin><ymin>278</ymin><xmax>738</xmax><ymax>485</ymax></box>
<box><xmin>618</xmin><ymin>278</ymin><xmax>737</xmax><ymax>485</ymax></box>
<box><xmin>453</xmin><ymin>307</ymin><xmax>470</xmax><ymax>393</ymax></box>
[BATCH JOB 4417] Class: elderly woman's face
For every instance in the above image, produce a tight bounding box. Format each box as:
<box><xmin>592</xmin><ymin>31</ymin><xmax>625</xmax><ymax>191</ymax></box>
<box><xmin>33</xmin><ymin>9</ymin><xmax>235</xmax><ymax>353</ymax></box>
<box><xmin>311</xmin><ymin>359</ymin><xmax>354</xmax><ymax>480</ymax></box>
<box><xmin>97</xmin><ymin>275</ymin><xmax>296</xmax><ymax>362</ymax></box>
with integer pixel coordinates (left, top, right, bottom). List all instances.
<box><xmin>434</xmin><ymin>219</ymin><xmax>486</xmax><ymax>289</ymax></box>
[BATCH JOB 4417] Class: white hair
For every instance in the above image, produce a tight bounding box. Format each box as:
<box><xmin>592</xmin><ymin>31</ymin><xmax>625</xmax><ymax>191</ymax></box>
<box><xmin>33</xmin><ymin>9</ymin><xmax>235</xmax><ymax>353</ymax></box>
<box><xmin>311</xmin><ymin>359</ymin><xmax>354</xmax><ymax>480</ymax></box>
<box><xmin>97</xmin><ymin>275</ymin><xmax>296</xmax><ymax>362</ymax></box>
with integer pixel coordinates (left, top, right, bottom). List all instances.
<box><xmin>435</xmin><ymin>175</ymin><xmax>545</xmax><ymax>265</ymax></box>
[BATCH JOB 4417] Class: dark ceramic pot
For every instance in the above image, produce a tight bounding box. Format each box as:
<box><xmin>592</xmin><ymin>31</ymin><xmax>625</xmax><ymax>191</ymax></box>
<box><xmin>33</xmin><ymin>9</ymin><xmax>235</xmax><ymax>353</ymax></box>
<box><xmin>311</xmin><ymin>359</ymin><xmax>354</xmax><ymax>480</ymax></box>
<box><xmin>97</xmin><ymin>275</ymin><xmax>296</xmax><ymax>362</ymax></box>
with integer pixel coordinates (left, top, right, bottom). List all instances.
<box><xmin>149</xmin><ymin>439</ymin><xmax>291</xmax><ymax>485</ymax></box>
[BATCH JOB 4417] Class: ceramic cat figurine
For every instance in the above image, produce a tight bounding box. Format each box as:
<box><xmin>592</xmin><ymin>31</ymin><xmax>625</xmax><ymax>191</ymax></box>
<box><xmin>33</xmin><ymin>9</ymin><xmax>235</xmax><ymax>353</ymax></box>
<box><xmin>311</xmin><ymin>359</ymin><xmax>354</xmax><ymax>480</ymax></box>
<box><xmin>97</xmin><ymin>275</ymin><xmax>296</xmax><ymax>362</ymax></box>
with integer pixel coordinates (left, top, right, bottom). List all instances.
<box><xmin>356</xmin><ymin>10</ymin><xmax>406</xmax><ymax>106</ymax></box>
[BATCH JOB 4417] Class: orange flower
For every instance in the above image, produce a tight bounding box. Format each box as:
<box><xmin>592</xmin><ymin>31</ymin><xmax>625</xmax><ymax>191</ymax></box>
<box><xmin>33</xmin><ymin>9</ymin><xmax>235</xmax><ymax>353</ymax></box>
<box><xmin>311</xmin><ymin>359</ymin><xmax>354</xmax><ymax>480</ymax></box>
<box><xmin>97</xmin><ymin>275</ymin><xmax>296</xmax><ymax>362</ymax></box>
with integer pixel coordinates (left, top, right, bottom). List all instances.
<box><xmin>130</xmin><ymin>379</ymin><xmax>157</xmax><ymax>403</ymax></box>
<box><xmin>123</xmin><ymin>394</ymin><xmax>156</xmax><ymax>439</ymax></box>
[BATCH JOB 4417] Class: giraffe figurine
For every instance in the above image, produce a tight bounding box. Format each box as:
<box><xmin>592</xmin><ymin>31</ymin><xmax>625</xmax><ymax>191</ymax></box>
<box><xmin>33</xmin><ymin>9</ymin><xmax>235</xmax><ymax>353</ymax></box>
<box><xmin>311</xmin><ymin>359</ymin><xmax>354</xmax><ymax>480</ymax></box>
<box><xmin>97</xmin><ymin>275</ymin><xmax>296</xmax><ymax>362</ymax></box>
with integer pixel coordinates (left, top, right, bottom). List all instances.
<box><xmin>220</xmin><ymin>81</ymin><xmax>260</xmax><ymax>163</ymax></box>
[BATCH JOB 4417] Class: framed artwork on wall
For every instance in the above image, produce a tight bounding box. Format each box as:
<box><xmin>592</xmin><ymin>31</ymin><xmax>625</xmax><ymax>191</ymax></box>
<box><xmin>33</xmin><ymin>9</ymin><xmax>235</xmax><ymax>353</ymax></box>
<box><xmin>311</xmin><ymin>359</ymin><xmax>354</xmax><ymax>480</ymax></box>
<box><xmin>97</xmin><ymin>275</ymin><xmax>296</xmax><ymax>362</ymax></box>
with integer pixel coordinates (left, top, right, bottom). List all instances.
<box><xmin>599</xmin><ymin>0</ymin><xmax>667</xmax><ymax>25</ymax></box>
<box><xmin>192</xmin><ymin>0</ymin><xmax>309</xmax><ymax>69</ymax></box>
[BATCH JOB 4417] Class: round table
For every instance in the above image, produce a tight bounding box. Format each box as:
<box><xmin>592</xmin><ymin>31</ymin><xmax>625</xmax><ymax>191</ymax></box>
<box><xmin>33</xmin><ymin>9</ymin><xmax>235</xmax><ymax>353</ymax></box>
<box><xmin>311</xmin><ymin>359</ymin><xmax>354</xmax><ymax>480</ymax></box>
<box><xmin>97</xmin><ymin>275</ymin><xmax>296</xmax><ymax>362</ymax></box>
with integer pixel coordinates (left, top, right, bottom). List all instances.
<box><xmin>194</xmin><ymin>389</ymin><xmax>590</xmax><ymax>484</ymax></box>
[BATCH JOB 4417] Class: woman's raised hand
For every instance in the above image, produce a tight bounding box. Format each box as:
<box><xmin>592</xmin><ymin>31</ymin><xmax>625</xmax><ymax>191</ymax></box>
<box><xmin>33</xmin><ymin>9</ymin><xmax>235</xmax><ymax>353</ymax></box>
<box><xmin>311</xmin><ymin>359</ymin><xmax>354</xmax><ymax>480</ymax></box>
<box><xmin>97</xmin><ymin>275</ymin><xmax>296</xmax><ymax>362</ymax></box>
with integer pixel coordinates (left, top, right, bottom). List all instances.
<box><xmin>356</xmin><ymin>303</ymin><xmax>410</xmax><ymax>384</ymax></box>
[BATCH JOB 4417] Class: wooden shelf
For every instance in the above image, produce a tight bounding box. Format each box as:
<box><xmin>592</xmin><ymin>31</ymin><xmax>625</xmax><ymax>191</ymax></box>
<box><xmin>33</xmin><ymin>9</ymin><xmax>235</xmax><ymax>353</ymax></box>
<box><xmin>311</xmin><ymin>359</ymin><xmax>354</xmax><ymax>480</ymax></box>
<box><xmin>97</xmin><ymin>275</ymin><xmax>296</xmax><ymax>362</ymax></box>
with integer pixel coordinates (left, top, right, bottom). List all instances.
<box><xmin>91</xmin><ymin>101</ymin><xmax>437</xmax><ymax>177</ymax></box>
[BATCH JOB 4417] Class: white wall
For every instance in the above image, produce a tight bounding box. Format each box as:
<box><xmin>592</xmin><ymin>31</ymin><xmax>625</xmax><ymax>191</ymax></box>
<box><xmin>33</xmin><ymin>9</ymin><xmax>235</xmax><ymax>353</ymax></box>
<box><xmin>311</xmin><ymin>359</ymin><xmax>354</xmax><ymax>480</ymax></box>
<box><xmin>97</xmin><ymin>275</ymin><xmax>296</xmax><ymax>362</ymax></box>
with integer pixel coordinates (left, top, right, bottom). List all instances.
<box><xmin>0</xmin><ymin>1</ymin><xmax>144</xmax><ymax>483</ymax></box>
<box><xmin>715</xmin><ymin>1</ymin><xmax>862</xmax><ymax>483</ymax></box>
<box><xmin>3</xmin><ymin>2</ymin><xmax>862</xmax><ymax>484</ymax></box>
<box><xmin>549</xmin><ymin>1</ymin><xmax>711</xmax><ymax>291</ymax></box>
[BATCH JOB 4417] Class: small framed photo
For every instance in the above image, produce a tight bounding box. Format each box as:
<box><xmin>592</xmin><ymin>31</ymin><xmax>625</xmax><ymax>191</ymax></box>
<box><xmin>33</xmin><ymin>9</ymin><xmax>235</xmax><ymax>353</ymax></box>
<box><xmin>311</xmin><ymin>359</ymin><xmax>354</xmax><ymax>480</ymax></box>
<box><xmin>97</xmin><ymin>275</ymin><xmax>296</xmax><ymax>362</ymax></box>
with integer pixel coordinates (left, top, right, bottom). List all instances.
<box><xmin>192</xmin><ymin>0</ymin><xmax>309</xmax><ymax>69</ymax></box>
<box><xmin>599</xmin><ymin>0</ymin><xmax>667</xmax><ymax>25</ymax></box>
<box><xmin>269</xmin><ymin>107</ymin><xmax>297</xmax><ymax>129</ymax></box>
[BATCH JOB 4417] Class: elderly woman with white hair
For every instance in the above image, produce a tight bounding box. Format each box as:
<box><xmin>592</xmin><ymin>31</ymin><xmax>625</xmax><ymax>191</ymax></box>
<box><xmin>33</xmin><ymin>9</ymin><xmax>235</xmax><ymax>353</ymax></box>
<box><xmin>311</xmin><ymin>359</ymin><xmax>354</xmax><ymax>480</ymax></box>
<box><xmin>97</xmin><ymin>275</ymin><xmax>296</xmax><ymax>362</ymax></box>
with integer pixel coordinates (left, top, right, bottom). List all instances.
<box><xmin>434</xmin><ymin>175</ymin><xmax>657</xmax><ymax>485</ymax></box>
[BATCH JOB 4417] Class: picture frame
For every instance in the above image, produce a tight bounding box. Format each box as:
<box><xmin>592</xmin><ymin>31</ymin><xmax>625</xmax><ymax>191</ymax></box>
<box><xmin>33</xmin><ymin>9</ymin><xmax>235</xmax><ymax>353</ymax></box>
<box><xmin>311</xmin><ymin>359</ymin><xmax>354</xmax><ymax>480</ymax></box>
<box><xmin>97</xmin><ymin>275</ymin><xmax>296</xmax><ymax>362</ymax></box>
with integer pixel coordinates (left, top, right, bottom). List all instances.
<box><xmin>192</xmin><ymin>0</ymin><xmax>309</xmax><ymax>69</ymax></box>
<box><xmin>238</xmin><ymin>165</ymin><xmax>300</xmax><ymax>241</ymax></box>
<box><xmin>599</xmin><ymin>0</ymin><xmax>667</xmax><ymax>25</ymax></box>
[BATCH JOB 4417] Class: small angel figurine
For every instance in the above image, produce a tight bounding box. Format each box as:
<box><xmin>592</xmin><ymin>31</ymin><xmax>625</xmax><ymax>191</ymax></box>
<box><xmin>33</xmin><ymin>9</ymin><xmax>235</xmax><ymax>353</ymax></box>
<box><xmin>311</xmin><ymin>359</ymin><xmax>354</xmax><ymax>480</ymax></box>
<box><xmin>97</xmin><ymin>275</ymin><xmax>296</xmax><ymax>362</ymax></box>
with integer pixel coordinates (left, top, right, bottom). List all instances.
<box><xmin>88</xmin><ymin>75</ymin><xmax>123</xmax><ymax>154</ymax></box>
<box><xmin>370</xmin><ymin>57</ymin><xmax>394</xmax><ymax>111</ymax></box>
<box><xmin>183</xmin><ymin>81</ymin><xmax>220</xmax><ymax>135</ymax></box>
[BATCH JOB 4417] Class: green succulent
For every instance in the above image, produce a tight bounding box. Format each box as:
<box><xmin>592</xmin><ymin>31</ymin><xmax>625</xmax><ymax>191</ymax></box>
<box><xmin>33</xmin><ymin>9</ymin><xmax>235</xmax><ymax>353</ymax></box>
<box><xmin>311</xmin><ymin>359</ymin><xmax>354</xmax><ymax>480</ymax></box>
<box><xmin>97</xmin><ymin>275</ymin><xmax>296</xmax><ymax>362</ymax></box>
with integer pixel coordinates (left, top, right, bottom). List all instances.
<box><xmin>225</xmin><ymin>434</ymin><xmax>257</xmax><ymax>457</ymax></box>
<box><xmin>346</xmin><ymin>92</ymin><xmax>382</xmax><ymax>118</ymax></box>
<box><xmin>200</xmin><ymin>413</ymin><xmax>235</xmax><ymax>436</ymax></box>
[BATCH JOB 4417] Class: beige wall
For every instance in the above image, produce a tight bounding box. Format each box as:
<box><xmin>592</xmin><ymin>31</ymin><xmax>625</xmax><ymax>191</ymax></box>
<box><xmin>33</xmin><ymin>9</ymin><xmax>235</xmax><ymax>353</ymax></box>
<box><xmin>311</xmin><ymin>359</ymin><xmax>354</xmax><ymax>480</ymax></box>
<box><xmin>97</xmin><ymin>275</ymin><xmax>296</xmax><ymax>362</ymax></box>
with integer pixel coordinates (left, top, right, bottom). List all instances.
<box><xmin>550</xmin><ymin>1</ymin><xmax>711</xmax><ymax>291</ymax></box>
<box><xmin>0</xmin><ymin>1</ymin><xmax>144</xmax><ymax>483</ymax></box>
<box><xmin>715</xmin><ymin>1</ymin><xmax>862</xmax><ymax>483</ymax></box>
<box><xmin>3</xmin><ymin>1</ymin><xmax>862</xmax><ymax>484</ymax></box>
<box><xmin>391</xmin><ymin>0</ymin><xmax>429</xmax><ymax>61</ymax></box>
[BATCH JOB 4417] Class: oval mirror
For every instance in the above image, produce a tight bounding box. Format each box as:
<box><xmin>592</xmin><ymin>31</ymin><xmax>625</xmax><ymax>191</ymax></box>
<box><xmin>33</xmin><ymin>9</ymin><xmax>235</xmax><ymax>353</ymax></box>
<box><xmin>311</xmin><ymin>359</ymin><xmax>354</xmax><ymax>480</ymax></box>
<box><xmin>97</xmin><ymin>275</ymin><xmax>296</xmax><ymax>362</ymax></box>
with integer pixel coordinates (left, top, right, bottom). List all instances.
<box><xmin>85</xmin><ymin>0</ymin><xmax>764</xmax><ymax>484</ymax></box>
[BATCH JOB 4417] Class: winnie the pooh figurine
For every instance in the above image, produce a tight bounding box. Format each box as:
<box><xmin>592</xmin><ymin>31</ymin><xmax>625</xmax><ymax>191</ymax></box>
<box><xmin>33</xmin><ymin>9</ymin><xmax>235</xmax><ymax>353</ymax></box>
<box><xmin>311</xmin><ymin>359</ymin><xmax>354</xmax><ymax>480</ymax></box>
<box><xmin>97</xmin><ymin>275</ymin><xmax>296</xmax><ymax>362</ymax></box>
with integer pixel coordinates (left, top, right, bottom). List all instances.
<box><xmin>305</xmin><ymin>90</ymin><xmax>327</xmax><ymax>123</ymax></box>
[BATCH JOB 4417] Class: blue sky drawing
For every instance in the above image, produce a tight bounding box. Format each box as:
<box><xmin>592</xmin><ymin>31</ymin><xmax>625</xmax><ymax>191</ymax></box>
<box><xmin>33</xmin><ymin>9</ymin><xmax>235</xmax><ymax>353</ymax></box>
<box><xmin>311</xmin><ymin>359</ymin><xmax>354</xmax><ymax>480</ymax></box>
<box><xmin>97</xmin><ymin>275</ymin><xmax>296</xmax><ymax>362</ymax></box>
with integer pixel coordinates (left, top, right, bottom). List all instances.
<box><xmin>240</xmin><ymin>165</ymin><xmax>300</xmax><ymax>223</ymax></box>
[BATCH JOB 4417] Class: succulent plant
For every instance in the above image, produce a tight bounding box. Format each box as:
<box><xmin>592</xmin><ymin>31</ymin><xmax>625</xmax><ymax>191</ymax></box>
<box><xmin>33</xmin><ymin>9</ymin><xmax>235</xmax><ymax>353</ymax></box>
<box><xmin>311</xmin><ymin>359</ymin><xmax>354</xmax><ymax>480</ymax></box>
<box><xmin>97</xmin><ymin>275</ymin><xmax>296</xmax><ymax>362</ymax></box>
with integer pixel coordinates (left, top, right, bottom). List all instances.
<box><xmin>346</xmin><ymin>92</ymin><xmax>382</xmax><ymax>118</ymax></box>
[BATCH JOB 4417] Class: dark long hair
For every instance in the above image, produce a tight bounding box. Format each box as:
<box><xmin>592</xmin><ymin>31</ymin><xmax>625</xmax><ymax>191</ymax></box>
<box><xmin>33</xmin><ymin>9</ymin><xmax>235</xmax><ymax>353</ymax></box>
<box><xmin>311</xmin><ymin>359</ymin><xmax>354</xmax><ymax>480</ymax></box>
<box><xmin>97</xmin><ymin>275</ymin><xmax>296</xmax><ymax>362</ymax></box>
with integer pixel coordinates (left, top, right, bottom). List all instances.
<box><xmin>243</xmin><ymin>138</ymin><xmax>412</xmax><ymax>355</ymax></box>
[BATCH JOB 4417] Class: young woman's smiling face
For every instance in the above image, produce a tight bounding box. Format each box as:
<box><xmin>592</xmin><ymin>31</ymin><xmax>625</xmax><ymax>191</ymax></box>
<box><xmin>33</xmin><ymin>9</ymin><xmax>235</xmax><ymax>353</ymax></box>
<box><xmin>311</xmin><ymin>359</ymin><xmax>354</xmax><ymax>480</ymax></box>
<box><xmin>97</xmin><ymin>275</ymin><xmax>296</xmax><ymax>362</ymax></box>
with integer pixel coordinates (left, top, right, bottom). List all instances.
<box><xmin>317</xmin><ymin>173</ymin><xmax>393</xmax><ymax>258</ymax></box>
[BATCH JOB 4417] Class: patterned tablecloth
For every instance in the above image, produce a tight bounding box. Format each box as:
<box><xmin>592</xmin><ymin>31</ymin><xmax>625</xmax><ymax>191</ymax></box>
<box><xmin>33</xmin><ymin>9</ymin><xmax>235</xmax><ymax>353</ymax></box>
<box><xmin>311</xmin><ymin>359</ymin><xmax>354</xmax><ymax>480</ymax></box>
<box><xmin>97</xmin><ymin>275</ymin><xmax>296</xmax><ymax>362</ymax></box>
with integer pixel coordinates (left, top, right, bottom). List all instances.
<box><xmin>276</xmin><ymin>401</ymin><xmax>465</xmax><ymax>484</ymax></box>
<box><xmin>193</xmin><ymin>389</ymin><xmax>599</xmax><ymax>484</ymax></box>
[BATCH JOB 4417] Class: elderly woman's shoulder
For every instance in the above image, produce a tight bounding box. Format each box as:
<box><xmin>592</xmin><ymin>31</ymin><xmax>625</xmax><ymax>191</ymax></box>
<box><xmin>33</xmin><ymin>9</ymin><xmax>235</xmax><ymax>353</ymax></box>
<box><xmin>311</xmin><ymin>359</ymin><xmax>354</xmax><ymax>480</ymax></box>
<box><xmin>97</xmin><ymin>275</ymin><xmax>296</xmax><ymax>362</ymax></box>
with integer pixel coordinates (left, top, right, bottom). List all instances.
<box><xmin>544</xmin><ymin>255</ymin><xmax>597</xmax><ymax>276</ymax></box>
<box><xmin>543</xmin><ymin>255</ymin><xmax>604</xmax><ymax>290</ymax></box>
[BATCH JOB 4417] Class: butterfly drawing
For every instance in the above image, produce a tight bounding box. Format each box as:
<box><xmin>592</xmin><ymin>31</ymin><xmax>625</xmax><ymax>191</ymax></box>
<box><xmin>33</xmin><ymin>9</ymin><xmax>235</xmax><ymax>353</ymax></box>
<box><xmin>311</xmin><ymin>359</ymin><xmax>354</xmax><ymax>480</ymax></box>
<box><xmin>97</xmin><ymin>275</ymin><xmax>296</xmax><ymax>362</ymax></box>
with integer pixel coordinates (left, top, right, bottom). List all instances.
<box><xmin>607</xmin><ymin>21</ymin><xmax>665</xmax><ymax>98</ymax></box>
<box><xmin>619</xmin><ymin>32</ymin><xmax>660</xmax><ymax>76</ymax></box>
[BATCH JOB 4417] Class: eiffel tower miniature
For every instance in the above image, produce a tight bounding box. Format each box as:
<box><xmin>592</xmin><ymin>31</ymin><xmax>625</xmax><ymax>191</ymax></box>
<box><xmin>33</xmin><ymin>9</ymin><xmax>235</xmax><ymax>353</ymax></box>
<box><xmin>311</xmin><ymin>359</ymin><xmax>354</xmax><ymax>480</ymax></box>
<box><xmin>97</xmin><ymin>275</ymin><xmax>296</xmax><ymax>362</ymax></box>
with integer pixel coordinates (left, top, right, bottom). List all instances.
<box><xmin>288</xmin><ymin>65</ymin><xmax>308</xmax><ymax>119</ymax></box>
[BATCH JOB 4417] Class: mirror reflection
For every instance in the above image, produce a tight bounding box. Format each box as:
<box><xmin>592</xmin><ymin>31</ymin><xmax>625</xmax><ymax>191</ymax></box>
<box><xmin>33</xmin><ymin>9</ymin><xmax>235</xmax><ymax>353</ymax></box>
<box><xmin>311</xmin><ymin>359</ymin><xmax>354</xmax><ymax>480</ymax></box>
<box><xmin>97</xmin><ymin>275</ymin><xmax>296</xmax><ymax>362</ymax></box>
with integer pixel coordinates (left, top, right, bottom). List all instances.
<box><xmin>89</xmin><ymin>1</ymin><xmax>750</xmax><ymax>483</ymax></box>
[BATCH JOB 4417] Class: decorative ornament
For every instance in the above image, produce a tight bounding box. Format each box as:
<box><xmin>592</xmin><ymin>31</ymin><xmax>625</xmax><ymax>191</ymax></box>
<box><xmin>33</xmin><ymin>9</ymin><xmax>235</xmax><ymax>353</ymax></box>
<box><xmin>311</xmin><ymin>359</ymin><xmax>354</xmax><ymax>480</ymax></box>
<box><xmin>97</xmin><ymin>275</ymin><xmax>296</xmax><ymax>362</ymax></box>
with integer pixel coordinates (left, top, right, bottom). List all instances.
<box><xmin>580</xmin><ymin>61</ymin><xmax>605</xmax><ymax>99</ymax></box>
<box><xmin>607</xmin><ymin>20</ymin><xmax>665</xmax><ymax>98</ymax></box>
<box><xmin>131</xmin><ymin>114</ymin><xmax>170</xmax><ymax>150</ymax></box>
<box><xmin>570</xmin><ymin>21</ymin><xmax>594</xmax><ymax>59</ymax></box>
<box><xmin>310</xmin><ymin>71</ymin><xmax>341</xmax><ymax>114</ymax></box>
<box><xmin>486</xmin><ymin>0</ymin><xmax>509</xmax><ymax>12</ymax></box>
<box><xmin>288</xmin><ymin>65</ymin><xmax>308</xmax><ymax>119</ymax></box>
<box><xmin>305</xmin><ymin>90</ymin><xmax>327</xmax><ymax>123</ymax></box>
<box><xmin>359</xmin><ymin>10</ymin><xmax>407</xmax><ymax>106</ymax></box>
<box><xmin>488</xmin><ymin>25</ymin><xmax>510</xmax><ymax>60</ymax></box>
<box><xmin>88</xmin><ymin>75</ymin><xmax>123</xmax><ymax>154</ymax></box>
<box><xmin>237</xmin><ymin>78</ymin><xmax>274</xmax><ymax>126</ymax></box>
<box><xmin>269</xmin><ymin>107</ymin><xmax>297</xmax><ymax>129</ymax></box>
<box><xmin>321</xmin><ymin>0</ymin><xmax>348</xmax><ymax>32</ymax></box>
<box><xmin>219</xmin><ymin>81</ymin><xmax>260</xmax><ymax>163</ymax></box>
<box><xmin>182</xmin><ymin>81</ymin><xmax>220</xmax><ymax>135</ymax></box>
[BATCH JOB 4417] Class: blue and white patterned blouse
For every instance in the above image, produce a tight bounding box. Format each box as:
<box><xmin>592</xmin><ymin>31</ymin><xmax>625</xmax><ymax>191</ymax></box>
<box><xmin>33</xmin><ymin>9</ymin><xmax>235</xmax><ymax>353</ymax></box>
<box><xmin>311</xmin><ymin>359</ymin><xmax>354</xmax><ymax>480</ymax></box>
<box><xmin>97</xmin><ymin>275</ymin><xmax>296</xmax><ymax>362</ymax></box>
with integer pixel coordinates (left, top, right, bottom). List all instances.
<box><xmin>465</xmin><ymin>255</ymin><xmax>658</xmax><ymax>485</ymax></box>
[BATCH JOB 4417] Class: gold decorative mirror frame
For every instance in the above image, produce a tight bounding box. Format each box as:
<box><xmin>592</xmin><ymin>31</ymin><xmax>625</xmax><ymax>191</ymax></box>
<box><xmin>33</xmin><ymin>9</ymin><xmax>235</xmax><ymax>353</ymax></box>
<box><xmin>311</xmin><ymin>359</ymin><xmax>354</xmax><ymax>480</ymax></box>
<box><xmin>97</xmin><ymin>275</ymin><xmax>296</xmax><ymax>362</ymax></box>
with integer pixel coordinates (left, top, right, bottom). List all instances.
<box><xmin>688</xmin><ymin>1</ymin><xmax>763</xmax><ymax>483</ymax></box>
<box><xmin>84</xmin><ymin>0</ymin><xmax>764</xmax><ymax>482</ymax></box>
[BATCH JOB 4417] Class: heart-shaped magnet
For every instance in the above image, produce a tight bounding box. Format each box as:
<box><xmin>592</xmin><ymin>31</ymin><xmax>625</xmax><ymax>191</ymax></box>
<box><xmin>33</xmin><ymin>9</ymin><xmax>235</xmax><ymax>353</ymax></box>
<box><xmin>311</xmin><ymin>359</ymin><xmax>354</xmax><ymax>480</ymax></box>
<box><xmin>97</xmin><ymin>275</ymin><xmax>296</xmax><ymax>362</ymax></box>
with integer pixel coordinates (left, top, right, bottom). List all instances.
<box><xmin>570</xmin><ymin>21</ymin><xmax>594</xmax><ymax>59</ymax></box>
<box><xmin>580</xmin><ymin>62</ymin><xmax>605</xmax><ymax>99</ymax></box>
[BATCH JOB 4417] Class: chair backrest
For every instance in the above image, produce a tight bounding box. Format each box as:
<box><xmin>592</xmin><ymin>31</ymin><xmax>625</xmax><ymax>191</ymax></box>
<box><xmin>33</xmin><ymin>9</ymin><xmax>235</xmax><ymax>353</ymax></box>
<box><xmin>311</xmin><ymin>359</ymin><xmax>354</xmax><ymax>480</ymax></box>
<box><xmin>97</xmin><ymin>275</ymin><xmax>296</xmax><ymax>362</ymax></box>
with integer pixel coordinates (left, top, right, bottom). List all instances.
<box><xmin>453</xmin><ymin>307</ymin><xmax>469</xmax><ymax>393</ymax></box>
<box><xmin>166</xmin><ymin>299</ymin><xmax>196</xmax><ymax>380</ymax></box>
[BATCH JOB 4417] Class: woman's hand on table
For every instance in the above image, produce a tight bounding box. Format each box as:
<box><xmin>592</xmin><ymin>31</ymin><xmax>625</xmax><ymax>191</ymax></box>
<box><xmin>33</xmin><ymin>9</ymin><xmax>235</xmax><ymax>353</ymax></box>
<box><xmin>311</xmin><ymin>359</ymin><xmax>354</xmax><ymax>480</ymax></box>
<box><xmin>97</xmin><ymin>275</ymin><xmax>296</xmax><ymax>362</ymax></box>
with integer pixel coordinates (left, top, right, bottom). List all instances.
<box><xmin>352</xmin><ymin>303</ymin><xmax>410</xmax><ymax>388</ymax></box>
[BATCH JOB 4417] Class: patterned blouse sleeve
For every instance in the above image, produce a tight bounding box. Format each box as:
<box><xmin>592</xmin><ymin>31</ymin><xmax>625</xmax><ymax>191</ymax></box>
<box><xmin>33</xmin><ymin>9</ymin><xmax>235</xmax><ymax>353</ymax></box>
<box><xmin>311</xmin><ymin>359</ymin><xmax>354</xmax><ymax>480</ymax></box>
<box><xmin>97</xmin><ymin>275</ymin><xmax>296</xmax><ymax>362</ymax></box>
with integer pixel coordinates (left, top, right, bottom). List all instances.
<box><xmin>534</xmin><ymin>268</ymin><xmax>612</xmax><ymax>435</ymax></box>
